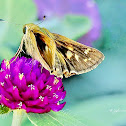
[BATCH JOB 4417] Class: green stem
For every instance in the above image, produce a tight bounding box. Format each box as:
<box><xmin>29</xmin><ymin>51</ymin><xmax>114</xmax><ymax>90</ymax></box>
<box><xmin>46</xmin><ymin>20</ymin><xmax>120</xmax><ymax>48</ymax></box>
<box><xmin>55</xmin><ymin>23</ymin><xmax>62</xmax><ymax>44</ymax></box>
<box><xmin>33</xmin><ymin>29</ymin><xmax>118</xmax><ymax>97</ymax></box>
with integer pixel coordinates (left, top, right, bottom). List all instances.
<box><xmin>11</xmin><ymin>109</ymin><xmax>24</xmax><ymax>126</ymax></box>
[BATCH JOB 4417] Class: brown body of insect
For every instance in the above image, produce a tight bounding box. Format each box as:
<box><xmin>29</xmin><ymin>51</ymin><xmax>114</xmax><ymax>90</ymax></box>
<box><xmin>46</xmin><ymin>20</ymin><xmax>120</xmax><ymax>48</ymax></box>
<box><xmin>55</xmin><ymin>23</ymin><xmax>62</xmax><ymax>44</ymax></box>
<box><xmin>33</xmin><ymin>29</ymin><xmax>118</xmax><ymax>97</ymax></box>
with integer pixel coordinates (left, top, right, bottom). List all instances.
<box><xmin>15</xmin><ymin>23</ymin><xmax>104</xmax><ymax>78</ymax></box>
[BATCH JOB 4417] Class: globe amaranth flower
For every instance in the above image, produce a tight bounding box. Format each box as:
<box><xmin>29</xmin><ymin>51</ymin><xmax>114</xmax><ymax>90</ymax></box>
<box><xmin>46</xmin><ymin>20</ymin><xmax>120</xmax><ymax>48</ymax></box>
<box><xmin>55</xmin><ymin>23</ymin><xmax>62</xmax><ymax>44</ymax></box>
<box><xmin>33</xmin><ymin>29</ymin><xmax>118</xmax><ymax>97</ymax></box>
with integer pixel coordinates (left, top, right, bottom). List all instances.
<box><xmin>34</xmin><ymin>0</ymin><xmax>101</xmax><ymax>46</ymax></box>
<box><xmin>0</xmin><ymin>57</ymin><xmax>66</xmax><ymax>113</ymax></box>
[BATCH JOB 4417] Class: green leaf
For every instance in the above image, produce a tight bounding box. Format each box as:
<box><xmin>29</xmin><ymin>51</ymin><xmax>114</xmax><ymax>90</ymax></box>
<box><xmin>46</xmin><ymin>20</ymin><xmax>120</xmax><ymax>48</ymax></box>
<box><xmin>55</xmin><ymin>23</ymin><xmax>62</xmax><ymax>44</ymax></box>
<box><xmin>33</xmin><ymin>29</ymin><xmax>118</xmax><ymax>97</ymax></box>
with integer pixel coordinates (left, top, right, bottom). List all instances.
<box><xmin>38</xmin><ymin>14</ymin><xmax>92</xmax><ymax>40</ymax></box>
<box><xmin>0</xmin><ymin>112</ymin><xmax>12</xmax><ymax>126</ymax></box>
<box><xmin>0</xmin><ymin>105</ymin><xmax>10</xmax><ymax>114</ymax></box>
<box><xmin>0</xmin><ymin>0</ymin><xmax>36</xmax><ymax>61</ymax></box>
<box><xmin>21</xmin><ymin>115</ymin><xmax>34</xmax><ymax>126</ymax></box>
<box><xmin>27</xmin><ymin>111</ymin><xmax>86</xmax><ymax>126</ymax></box>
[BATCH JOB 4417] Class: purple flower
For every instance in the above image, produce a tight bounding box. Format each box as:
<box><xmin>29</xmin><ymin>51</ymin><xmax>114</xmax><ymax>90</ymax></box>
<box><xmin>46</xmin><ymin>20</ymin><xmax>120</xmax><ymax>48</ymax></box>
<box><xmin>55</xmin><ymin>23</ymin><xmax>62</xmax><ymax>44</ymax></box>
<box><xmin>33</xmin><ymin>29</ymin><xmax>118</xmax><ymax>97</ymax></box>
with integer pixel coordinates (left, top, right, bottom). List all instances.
<box><xmin>34</xmin><ymin>0</ymin><xmax>101</xmax><ymax>46</ymax></box>
<box><xmin>0</xmin><ymin>57</ymin><xmax>66</xmax><ymax>113</ymax></box>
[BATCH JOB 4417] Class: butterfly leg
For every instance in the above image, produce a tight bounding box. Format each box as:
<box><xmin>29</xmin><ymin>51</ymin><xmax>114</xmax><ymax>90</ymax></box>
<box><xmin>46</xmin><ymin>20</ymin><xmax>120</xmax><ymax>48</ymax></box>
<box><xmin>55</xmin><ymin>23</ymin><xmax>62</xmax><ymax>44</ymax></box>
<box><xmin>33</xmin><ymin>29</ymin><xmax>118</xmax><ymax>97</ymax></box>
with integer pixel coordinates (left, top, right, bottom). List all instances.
<box><xmin>10</xmin><ymin>38</ymin><xmax>24</xmax><ymax>65</ymax></box>
<box><xmin>14</xmin><ymin>38</ymin><xmax>24</xmax><ymax>58</ymax></box>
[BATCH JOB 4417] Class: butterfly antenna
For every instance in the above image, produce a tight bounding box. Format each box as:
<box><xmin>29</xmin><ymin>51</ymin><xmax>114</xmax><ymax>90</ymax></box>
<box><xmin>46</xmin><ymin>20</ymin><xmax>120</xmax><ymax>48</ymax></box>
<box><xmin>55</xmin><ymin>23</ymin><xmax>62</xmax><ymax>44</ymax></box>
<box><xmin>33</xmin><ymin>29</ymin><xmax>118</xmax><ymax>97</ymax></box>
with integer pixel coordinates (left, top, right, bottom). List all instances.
<box><xmin>0</xmin><ymin>19</ymin><xmax>22</xmax><ymax>26</ymax></box>
<box><xmin>37</xmin><ymin>15</ymin><xmax>46</xmax><ymax>25</ymax></box>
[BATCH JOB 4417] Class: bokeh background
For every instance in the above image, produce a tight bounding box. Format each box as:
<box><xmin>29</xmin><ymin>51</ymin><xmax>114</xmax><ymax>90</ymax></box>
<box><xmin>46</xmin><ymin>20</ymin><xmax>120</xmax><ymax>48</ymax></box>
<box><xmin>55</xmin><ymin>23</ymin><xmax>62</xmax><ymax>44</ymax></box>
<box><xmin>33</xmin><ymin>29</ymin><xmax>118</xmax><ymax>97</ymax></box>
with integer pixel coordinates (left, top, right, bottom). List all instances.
<box><xmin>0</xmin><ymin>0</ymin><xmax>126</xmax><ymax>126</ymax></box>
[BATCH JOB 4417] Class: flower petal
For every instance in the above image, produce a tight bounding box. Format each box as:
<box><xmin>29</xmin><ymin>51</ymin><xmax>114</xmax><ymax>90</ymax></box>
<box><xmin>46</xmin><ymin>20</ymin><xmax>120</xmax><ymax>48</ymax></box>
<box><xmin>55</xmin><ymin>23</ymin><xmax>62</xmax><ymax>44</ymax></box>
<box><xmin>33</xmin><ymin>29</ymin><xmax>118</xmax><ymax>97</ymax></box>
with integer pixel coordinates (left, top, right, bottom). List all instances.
<box><xmin>50</xmin><ymin>102</ymin><xmax>66</xmax><ymax>112</ymax></box>
<box><xmin>21</xmin><ymin>85</ymin><xmax>39</xmax><ymax>100</ymax></box>
<box><xmin>26</xmin><ymin>107</ymin><xmax>51</xmax><ymax>113</ymax></box>
<box><xmin>6</xmin><ymin>86</ymin><xmax>23</xmax><ymax>101</ymax></box>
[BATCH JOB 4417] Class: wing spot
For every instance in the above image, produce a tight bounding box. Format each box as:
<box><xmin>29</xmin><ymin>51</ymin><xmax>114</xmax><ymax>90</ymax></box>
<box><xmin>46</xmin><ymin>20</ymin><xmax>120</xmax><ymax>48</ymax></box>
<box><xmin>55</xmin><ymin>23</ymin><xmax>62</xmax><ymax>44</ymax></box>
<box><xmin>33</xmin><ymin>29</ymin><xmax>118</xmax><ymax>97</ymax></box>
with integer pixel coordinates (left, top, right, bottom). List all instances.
<box><xmin>75</xmin><ymin>54</ymin><xmax>79</xmax><ymax>62</ymax></box>
<box><xmin>88</xmin><ymin>58</ymin><xmax>91</xmax><ymax>60</ymax></box>
<box><xmin>66</xmin><ymin>51</ymin><xmax>73</xmax><ymax>59</ymax></box>
<box><xmin>67</xmin><ymin>46</ymin><xmax>73</xmax><ymax>51</ymax></box>
<box><xmin>84</xmin><ymin>48</ymin><xmax>91</xmax><ymax>54</ymax></box>
<box><xmin>45</xmin><ymin>46</ymin><xmax>48</xmax><ymax>52</ymax></box>
<box><xmin>84</xmin><ymin>59</ymin><xmax>88</xmax><ymax>62</ymax></box>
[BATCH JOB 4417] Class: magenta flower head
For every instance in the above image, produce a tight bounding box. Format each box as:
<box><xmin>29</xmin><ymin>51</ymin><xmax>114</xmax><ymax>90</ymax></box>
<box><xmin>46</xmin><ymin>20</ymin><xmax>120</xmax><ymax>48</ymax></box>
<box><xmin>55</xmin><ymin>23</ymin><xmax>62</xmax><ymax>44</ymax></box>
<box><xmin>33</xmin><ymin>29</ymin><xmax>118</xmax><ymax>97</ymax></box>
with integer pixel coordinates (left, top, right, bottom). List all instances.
<box><xmin>0</xmin><ymin>57</ymin><xmax>66</xmax><ymax>113</ymax></box>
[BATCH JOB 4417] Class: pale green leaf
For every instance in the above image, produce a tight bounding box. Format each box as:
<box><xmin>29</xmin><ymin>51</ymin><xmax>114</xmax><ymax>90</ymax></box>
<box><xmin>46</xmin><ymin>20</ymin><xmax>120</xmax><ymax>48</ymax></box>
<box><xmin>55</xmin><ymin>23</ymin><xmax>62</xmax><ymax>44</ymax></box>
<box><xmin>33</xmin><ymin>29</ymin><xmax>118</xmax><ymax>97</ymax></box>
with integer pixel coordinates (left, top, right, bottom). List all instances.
<box><xmin>27</xmin><ymin>111</ymin><xmax>86</xmax><ymax>126</ymax></box>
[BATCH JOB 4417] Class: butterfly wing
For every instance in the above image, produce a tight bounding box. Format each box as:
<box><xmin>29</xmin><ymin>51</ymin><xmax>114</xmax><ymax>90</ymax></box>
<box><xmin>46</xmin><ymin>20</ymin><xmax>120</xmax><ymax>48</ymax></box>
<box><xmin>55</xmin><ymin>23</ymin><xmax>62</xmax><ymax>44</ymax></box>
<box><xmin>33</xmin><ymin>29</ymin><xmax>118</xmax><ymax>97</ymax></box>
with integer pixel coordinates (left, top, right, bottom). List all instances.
<box><xmin>22</xmin><ymin>27</ymin><xmax>56</xmax><ymax>71</ymax></box>
<box><xmin>52</xmin><ymin>33</ymin><xmax>105</xmax><ymax>78</ymax></box>
<box><xmin>19</xmin><ymin>23</ymin><xmax>104</xmax><ymax>78</ymax></box>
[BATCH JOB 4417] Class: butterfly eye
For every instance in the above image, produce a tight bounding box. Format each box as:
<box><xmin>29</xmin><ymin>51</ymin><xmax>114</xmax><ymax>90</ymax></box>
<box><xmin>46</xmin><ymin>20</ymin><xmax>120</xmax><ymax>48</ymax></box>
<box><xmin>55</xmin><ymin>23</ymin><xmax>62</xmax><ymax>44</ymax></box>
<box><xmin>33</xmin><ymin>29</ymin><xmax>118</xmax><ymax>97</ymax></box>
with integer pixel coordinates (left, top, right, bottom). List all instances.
<box><xmin>23</xmin><ymin>26</ymin><xmax>27</xmax><ymax>34</ymax></box>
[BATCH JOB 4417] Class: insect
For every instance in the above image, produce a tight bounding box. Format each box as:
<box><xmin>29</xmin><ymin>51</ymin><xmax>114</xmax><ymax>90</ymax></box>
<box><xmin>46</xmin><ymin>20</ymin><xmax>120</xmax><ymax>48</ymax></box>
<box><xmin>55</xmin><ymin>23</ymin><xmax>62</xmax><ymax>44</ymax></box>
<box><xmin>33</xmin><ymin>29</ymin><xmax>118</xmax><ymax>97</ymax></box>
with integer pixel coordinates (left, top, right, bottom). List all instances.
<box><xmin>15</xmin><ymin>23</ymin><xmax>104</xmax><ymax>78</ymax></box>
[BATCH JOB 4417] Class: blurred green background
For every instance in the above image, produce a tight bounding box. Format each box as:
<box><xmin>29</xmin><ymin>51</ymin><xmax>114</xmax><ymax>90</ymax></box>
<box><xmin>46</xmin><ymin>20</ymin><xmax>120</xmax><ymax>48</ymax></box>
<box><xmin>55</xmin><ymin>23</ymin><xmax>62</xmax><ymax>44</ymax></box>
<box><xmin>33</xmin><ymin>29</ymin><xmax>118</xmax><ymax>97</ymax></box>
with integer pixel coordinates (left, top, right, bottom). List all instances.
<box><xmin>0</xmin><ymin>0</ymin><xmax>126</xmax><ymax>126</ymax></box>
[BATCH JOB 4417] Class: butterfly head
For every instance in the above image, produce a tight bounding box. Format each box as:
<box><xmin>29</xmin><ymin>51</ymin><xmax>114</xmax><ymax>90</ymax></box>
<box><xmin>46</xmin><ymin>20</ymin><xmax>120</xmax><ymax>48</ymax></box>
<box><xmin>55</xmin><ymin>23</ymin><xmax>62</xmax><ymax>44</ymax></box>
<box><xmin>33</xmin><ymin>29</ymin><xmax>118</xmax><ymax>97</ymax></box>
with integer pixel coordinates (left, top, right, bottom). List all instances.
<box><xmin>23</xmin><ymin>23</ymin><xmax>40</xmax><ymax>34</ymax></box>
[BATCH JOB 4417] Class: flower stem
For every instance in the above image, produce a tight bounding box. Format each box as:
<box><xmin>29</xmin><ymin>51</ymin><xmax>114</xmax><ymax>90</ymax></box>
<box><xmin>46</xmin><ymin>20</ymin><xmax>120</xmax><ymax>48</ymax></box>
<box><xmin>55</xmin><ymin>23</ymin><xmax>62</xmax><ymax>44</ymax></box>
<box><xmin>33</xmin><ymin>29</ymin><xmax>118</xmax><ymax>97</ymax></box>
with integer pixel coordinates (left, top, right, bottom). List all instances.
<box><xmin>11</xmin><ymin>109</ymin><xmax>25</xmax><ymax>126</ymax></box>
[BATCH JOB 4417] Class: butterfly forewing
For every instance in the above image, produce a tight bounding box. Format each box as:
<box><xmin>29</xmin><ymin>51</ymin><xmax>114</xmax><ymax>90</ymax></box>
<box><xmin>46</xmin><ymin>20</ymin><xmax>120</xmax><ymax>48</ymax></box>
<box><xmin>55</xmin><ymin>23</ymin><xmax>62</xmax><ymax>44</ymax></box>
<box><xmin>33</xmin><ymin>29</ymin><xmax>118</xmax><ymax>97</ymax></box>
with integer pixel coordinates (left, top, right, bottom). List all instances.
<box><xmin>53</xmin><ymin>33</ymin><xmax>104</xmax><ymax>77</ymax></box>
<box><xmin>34</xmin><ymin>30</ymin><xmax>56</xmax><ymax>69</ymax></box>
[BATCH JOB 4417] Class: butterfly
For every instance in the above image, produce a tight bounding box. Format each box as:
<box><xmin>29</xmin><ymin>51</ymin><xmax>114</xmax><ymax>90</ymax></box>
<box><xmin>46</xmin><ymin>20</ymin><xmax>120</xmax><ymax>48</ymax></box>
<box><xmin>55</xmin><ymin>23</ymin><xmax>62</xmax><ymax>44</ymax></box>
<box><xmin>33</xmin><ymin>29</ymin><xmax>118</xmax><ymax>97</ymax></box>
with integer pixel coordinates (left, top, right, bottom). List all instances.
<box><xmin>15</xmin><ymin>23</ymin><xmax>104</xmax><ymax>78</ymax></box>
